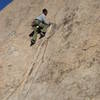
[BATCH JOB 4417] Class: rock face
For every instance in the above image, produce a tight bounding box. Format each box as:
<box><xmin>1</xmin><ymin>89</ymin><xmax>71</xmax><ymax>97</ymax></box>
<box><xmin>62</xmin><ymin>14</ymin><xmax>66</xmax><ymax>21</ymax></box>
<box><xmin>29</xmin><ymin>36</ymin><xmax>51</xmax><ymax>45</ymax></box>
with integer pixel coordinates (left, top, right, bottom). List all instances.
<box><xmin>0</xmin><ymin>0</ymin><xmax>100</xmax><ymax>100</ymax></box>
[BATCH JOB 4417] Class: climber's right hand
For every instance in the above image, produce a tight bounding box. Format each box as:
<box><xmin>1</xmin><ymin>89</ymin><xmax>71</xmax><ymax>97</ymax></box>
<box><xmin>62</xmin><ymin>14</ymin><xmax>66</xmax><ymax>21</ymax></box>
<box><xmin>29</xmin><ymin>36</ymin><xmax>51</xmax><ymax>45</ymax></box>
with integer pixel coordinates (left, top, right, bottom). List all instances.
<box><xmin>48</xmin><ymin>22</ymin><xmax>53</xmax><ymax>26</ymax></box>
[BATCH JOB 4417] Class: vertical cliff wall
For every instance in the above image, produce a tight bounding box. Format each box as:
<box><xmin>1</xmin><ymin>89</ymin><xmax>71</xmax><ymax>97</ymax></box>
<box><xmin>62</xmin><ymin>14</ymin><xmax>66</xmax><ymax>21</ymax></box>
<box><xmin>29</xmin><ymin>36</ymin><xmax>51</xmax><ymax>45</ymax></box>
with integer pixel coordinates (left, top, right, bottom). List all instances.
<box><xmin>0</xmin><ymin>0</ymin><xmax>100</xmax><ymax>100</ymax></box>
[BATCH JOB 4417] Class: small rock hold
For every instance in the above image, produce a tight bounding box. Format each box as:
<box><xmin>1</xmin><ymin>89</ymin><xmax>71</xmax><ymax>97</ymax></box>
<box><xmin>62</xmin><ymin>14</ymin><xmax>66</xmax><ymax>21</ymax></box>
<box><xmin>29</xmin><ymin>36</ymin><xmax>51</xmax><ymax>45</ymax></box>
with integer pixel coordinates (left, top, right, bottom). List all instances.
<box><xmin>8</xmin><ymin>31</ymin><xmax>16</xmax><ymax>37</ymax></box>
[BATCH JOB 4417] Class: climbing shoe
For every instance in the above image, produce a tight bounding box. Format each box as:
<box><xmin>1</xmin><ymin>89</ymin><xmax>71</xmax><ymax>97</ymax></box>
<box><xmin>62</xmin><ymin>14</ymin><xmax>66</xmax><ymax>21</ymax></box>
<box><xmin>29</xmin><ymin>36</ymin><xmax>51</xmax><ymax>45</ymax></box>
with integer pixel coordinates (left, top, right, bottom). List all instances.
<box><xmin>29</xmin><ymin>31</ymin><xmax>34</xmax><ymax>37</ymax></box>
<box><xmin>39</xmin><ymin>32</ymin><xmax>46</xmax><ymax>39</ymax></box>
<box><xmin>30</xmin><ymin>40</ymin><xmax>35</xmax><ymax>46</ymax></box>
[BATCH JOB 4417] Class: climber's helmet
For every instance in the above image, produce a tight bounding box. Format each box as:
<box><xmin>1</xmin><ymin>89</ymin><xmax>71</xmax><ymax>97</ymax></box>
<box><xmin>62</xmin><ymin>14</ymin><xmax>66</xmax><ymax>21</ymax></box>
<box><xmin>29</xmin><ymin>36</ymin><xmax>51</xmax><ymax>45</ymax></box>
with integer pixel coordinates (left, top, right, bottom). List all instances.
<box><xmin>42</xmin><ymin>8</ymin><xmax>48</xmax><ymax>16</ymax></box>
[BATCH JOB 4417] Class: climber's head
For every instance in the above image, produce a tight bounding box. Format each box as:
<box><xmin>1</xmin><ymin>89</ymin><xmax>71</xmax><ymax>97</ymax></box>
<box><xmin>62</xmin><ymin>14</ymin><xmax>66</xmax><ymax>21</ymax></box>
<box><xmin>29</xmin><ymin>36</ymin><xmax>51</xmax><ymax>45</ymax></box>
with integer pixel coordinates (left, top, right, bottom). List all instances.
<box><xmin>42</xmin><ymin>8</ymin><xmax>48</xmax><ymax>16</ymax></box>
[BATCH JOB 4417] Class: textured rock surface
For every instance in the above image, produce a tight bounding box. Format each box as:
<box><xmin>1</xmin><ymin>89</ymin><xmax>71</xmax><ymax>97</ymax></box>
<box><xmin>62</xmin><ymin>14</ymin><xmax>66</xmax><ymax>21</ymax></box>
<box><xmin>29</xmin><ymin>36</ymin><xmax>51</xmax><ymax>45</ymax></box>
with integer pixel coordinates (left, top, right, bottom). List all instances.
<box><xmin>0</xmin><ymin>0</ymin><xmax>100</xmax><ymax>100</ymax></box>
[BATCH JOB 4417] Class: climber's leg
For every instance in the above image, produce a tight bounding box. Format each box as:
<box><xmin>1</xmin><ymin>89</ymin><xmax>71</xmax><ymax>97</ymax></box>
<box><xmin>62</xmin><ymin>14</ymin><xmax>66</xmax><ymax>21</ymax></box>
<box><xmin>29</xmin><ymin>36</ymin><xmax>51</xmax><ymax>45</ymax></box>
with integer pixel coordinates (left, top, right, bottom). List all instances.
<box><xmin>30</xmin><ymin>27</ymin><xmax>38</xmax><ymax>46</ymax></box>
<box><xmin>39</xmin><ymin>23</ymin><xmax>49</xmax><ymax>39</ymax></box>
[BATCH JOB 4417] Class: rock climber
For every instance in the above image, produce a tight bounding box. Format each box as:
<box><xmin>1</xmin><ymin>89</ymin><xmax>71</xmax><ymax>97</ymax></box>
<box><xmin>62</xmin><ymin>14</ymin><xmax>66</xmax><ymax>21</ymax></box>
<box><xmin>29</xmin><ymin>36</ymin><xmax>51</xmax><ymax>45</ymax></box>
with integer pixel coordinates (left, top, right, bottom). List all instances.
<box><xmin>29</xmin><ymin>8</ymin><xmax>51</xmax><ymax>46</ymax></box>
